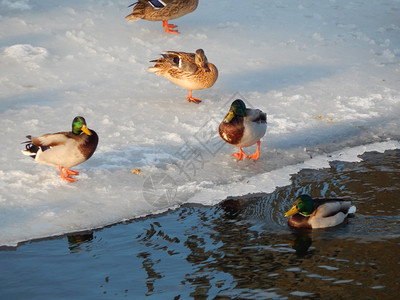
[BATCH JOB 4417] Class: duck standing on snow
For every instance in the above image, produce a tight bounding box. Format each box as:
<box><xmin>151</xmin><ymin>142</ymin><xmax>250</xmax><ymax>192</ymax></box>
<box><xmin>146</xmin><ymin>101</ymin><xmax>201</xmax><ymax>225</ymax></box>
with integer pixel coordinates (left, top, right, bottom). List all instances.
<box><xmin>148</xmin><ymin>49</ymin><xmax>218</xmax><ymax>104</ymax></box>
<box><xmin>284</xmin><ymin>194</ymin><xmax>356</xmax><ymax>229</ymax></box>
<box><xmin>125</xmin><ymin>0</ymin><xmax>199</xmax><ymax>34</ymax></box>
<box><xmin>22</xmin><ymin>116</ymin><xmax>98</xmax><ymax>183</ymax></box>
<box><xmin>219</xmin><ymin>99</ymin><xmax>267</xmax><ymax>160</ymax></box>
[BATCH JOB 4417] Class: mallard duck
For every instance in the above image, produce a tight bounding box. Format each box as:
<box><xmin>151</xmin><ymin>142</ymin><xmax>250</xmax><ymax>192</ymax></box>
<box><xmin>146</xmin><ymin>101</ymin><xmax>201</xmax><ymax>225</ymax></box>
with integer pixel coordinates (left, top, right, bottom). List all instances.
<box><xmin>284</xmin><ymin>194</ymin><xmax>356</xmax><ymax>229</ymax></box>
<box><xmin>125</xmin><ymin>0</ymin><xmax>199</xmax><ymax>34</ymax></box>
<box><xmin>22</xmin><ymin>116</ymin><xmax>98</xmax><ymax>182</ymax></box>
<box><xmin>148</xmin><ymin>48</ymin><xmax>218</xmax><ymax>104</ymax></box>
<box><xmin>218</xmin><ymin>99</ymin><xmax>267</xmax><ymax>160</ymax></box>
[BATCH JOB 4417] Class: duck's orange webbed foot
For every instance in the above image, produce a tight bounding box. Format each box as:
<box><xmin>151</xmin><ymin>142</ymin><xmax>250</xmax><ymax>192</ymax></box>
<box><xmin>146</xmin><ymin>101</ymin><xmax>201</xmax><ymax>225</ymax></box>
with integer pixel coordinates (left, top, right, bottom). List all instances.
<box><xmin>248</xmin><ymin>141</ymin><xmax>261</xmax><ymax>160</ymax></box>
<box><xmin>58</xmin><ymin>166</ymin><xmax>78</xmax><ymax>183</ymax></box>
<box><xmin>162</xmin><ymin>20</ymin><xmax>179</xmax><ymax>34</ymax></box>
<box><xmin>65</xmin><ymin>168</ymin><xmax>80</xmax><ymax>176</ymax></box>
<box><xmin>187</xmin><ymin>97</ymin><xmax>202</xmax><ymax>104</ymax></box>
<box><xmin>187</xmin><ymin>90</ymin><xmax>202</xmax><ymax>104</ymax></box>
<box><xmin>232</xmin><ymin>147</ymin><xmax>247</xmax><ymax>160</ymax></box>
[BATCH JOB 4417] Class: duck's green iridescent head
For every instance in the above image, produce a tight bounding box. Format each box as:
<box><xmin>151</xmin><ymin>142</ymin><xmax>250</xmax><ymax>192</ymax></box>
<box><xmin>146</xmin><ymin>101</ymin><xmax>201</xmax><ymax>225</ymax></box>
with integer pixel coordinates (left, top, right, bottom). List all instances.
<box><xmin>72</xmin><ymin>116</ymin><xmax>91</xmax><ymax>136</ymax></box>
<box><xmin>224</xmin><ymin>99</ymin><xmax>247</xmax><ymax>122</ymax></box>
<box><xmin>285</xmin><ymin>194</ymin><xmax>314</xmax><ymax>217</ymax></box>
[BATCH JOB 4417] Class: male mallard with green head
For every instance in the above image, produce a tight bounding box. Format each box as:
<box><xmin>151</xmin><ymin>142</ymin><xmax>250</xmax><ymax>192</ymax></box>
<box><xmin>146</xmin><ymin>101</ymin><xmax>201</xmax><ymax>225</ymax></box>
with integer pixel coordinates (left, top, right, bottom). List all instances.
<box><xmin>148</xmin><ymin>48</ymin><xmax>218</xmax><ymax>104</ymax></box>
<box><xmin>22</xmin><ymin>116</ymin><xmax>98</xmax><ymax>182</ymax></box>
<box><xmin>126</xmin><ymin>0</ymin><xmax>199</xmax><ymax>34</ymax></box>
<box><xmin>219</xmin><ymin>99</ymin><xmax>267</xmax><ymax>160</ymax></box>
<box><xmin>285</xmin><ymin>194</ymin><xmax>356</xmax><ymax>229</ymax></box>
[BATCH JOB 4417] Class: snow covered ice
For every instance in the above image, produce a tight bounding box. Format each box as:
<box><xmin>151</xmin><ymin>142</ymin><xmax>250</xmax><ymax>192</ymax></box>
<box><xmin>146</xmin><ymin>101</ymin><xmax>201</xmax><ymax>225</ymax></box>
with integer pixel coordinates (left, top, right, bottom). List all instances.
<box><xmin>1</xmin><ymin>0</ymin><xmax>399</xmax><ymax>246</ymax></box>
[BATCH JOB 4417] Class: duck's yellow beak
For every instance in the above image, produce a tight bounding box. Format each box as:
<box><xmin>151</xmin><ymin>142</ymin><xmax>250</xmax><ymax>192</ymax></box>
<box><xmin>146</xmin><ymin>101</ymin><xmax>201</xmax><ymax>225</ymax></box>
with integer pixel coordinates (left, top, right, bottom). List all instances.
<box><xmin>284</xmin><ymin>205</ymin><xmax>299</xmax><ymax>217</ymax></box>
<box><xmin>81</xmin><ymin>125</ymin><xmax>92</xmax><ymax>136</ymax></box>
<box><xmin>224</xmin><ymin>111</ymin><xmax>235</xmax><ymax>123</ymax></box>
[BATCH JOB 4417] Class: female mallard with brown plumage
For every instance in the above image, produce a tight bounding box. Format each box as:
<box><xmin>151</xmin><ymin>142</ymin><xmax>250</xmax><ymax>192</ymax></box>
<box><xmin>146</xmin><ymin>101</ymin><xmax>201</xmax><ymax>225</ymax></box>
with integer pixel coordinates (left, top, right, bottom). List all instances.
<box><xmin>219</xmin><ymin>99</ymin><xmax>267</xmax><ymax>160</ymax></box>
<box><xmin>22</xmin><ymin>116</ymin><xmax>98</xmax><ymax>182</ymax></box>
<box><xmin>148</xmin><ymin>48</ymin><xmax>218</xmax><ymax>104</ymax></box>
<box><xmin>285</xmin><ymin>194</ymin><xmax>356</xmax><ymax>229</ymax></box>
<box><xmin>126</xmin><ymin>0</ymin><xmax>199</xmax><ymax>34</ymax></box>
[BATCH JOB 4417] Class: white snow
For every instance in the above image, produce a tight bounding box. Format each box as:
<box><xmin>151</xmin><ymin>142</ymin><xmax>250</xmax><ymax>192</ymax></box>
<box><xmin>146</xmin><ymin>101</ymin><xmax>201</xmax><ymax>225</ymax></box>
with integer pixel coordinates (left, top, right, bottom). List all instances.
<box><xmin>1</xmin><ymin>0</ymin><xmax>399</xmax><ymax>246</ymax></box>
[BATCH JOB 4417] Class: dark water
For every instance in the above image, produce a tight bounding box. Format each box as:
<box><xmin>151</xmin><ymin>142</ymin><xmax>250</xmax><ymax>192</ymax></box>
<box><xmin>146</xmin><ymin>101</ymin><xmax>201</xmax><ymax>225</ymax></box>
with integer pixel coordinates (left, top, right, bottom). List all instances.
<box><xmin>1</xmin><ymin>149</ymin><xmax>400</xmax><ymax>299</ymax></box>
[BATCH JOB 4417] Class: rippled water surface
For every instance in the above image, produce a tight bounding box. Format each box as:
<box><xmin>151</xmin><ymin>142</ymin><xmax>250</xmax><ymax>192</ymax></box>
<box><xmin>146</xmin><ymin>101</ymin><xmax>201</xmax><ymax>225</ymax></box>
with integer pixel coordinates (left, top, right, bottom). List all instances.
<box><xmin>1</xmin><ymin>150</ymin><xmax>400</xmax><ymax>299</ymax></box>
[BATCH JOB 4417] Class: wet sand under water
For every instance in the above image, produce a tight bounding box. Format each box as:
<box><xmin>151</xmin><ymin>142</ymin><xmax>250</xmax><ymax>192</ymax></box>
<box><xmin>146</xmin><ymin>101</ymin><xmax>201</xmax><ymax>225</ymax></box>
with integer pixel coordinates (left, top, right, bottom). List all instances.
<box><xmin>1</xmin><ymin>149</ymin><xmax>400</xmax><ymax>299</ymax></box>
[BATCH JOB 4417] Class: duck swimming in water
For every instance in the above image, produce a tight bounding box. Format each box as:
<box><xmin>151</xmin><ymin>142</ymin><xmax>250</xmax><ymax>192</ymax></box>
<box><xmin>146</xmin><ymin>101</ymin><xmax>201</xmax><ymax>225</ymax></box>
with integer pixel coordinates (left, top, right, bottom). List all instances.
<box><xmin>284</xmin><ymin>194</ymin><xmax>356</xmax><ymax>229</ymax></box>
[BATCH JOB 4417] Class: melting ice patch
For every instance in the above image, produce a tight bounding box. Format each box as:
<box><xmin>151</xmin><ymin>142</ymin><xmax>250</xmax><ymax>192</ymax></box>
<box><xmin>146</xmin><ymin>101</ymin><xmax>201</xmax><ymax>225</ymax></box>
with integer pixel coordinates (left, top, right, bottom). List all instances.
<box><xmin>187</xmin><ymin>141</ymin><xmax>400</xmax><ymax>205</ymax></box>
<box><xmin>1</xmin><ymin>140</ymin><xmax>399</xmax><ymax>247</ymax></box>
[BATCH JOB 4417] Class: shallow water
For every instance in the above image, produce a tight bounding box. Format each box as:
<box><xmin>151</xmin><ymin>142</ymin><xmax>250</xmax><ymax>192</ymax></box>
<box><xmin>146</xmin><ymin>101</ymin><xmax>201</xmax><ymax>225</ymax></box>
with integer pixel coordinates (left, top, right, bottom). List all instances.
<box><xmin>1</xmin><ymin>149</ymin><xmax>400</xmax><ymax>299</ymax></box>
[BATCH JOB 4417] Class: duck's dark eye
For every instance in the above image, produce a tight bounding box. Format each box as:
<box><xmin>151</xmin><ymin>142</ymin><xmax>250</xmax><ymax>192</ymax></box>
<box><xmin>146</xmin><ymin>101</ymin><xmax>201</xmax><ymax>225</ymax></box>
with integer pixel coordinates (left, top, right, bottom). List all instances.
<box><xmin>173</xmin><ymin>57</ymin><xmax>180</xmax><ymax>65</ymax></box>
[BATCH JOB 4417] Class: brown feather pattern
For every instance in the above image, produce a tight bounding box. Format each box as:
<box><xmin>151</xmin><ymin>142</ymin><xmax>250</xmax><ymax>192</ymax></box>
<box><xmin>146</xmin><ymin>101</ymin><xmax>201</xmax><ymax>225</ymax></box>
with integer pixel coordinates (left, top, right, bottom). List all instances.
<box><xmin>78</xmin><ymin>129</ymin><xmax>99</xmax><ymax>159</ymax></box>
<box><xmin>288</xmin><ymin>214</ymin><xmax>312</xmax><ymax>229</ymax></box>
<box><xmin>148</xmin><ymin>49</ymin><xmax>218</xmax><ymax>91</ymax></box>
<box><xmin>126</xmin><ymin>0</ymin><xmax>198</xmax><ymax>22</ymax></box>
<box><xmin>218</xmin><ymin>116</ymin><xmax>245</xmax><ymax>146</ymax></box>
